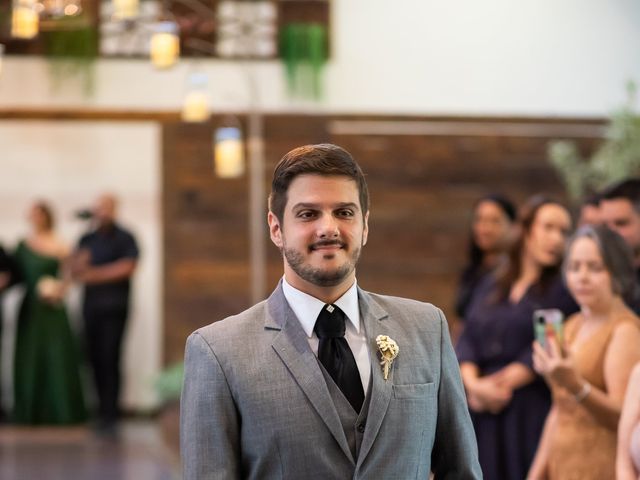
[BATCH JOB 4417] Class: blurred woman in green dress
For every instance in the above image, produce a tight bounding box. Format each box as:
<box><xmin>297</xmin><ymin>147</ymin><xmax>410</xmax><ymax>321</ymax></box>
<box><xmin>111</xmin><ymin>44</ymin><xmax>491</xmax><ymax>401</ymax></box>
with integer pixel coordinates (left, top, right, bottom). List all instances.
<box><xmin>12</xmin><ymin>201</ymin><xmax>86</xmax><ymax>424</ymax></box>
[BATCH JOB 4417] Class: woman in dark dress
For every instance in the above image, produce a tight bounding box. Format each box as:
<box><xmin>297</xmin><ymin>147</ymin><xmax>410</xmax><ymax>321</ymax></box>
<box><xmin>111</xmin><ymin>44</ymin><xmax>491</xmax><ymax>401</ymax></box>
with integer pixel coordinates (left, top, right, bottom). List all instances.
<box><xmin>455</xmin><ymin>194</ymin><xmax>517</xmax><ymax>320</ymax></box>
<box><xmin>456</xmin><ymin>195</ymin><xmax>579</xmax><ymax>480</ymax></box>
<box><xmin>12</xmin><ymin>201</ymin><xmax>86</xmax><ymax>425</ymax></box>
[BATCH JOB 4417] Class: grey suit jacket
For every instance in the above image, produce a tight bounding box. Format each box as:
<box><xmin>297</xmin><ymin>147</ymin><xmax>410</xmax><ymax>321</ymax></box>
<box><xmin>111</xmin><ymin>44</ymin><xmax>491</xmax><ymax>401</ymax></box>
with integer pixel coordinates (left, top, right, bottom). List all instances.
<box><xmin>181</xmin><ymin>283</ymin><xmax>482</xmax><ymax>479</ymax></box>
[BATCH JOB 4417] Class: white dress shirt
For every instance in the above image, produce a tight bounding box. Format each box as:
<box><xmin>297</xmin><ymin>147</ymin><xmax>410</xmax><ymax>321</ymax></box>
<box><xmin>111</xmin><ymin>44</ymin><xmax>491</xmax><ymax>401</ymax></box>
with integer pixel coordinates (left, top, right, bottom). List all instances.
<box><xmin>282</xmin><ymin>277</ymin><xmax>371</xmax><ymax>393</ymax></box>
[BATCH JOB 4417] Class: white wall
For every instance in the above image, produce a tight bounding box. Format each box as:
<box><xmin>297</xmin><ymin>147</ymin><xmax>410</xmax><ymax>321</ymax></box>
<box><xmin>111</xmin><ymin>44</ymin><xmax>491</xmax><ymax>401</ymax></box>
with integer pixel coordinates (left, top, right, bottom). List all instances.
<box><xmin>0</xmin><ymin>122</ymin><xmax>161</xmax><ymax>412</ymax></box>
<box><xmin>0</xmin><ymin>0</ymin><xmax>638</xmax><ymax>115</ymax></box>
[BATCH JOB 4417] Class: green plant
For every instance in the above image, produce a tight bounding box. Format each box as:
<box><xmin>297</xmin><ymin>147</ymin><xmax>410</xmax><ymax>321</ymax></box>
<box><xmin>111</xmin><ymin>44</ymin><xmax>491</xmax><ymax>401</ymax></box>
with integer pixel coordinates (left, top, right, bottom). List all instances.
<box><xmin>281</xmin><ymin>23</ymin><xmax>328</xmax><ymax>100</ymax></box>
<box><xmin>549</xmin><ymin>81</ymin><xmax>640</xmax><ymax>203</ymax></box>
<box><xmin>42</xmin><ymin>17</ymin><xmax>99</xmax><ymax>95</ymax></box>
<box><xmin>154</xmin><ymin>362</ymin><xmax>184</xmax><ymax>404</ymax></box>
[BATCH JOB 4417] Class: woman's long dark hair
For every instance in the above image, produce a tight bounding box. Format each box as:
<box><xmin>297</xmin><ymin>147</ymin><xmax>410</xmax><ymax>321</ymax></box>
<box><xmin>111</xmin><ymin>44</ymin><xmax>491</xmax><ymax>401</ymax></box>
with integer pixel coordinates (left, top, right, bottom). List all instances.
<box><xmin>466</xmin><ymin>193</ymin><xmax>517</xmax><ymax>272</ymax></box>
<box><xmin>456</xmin><ymin>194</ymin><xmax>516</xmax><ymax>317</ymax></box>
<box><xmin>492</xmin><ymin>194</ymin><xmax>569</xmax><ymax>303</ymax></box>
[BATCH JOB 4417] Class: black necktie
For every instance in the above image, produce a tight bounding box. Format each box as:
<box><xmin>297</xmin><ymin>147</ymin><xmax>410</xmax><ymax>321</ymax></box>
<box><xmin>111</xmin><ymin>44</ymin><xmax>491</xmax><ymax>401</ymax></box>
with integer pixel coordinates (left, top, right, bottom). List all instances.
<box><xmin>314</xmin><ymin>304</ymin><xmax>364</xmax><ymax>412</ymax></box>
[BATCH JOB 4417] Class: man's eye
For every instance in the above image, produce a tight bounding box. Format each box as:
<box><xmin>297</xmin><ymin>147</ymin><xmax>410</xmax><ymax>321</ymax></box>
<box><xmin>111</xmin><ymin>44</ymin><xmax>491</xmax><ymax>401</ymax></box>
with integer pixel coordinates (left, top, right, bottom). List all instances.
<box><xmin>337</xmin><ymin>210</ymin><xmax>354</xmax><ymax>217</ymax></box>
<box><xmin>298</xmin><ymin>211</ymin><xmax>316</xmax><ymax>219</ymax></box>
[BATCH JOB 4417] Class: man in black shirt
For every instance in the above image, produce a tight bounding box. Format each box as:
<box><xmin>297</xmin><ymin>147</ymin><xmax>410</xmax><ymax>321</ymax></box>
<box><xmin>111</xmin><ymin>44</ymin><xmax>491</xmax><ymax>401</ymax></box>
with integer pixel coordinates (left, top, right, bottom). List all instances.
<box><xmin>600</xmin><ymin>178</ymin><xmax>640</xmax><ymax>311</ymax></box>
<box><xmin>0</xmin><ymin>245</ymin><xmax>20</xmax><ymax>420</ymax></box>
<box><xmin>0</xmin><ymin>244</ymin><xmax>20</xmax><ymax>294</ymax></box>
<box><xmin>73</xmin><ymin>194</ymin><xmax>139</xmax><ymax>435</ymax></box>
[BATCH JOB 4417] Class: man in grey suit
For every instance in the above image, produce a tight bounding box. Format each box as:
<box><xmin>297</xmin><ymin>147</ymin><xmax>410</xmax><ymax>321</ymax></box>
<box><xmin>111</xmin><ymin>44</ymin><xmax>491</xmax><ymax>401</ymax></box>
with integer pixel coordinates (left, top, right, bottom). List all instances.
<box><xmin>181</xmin><ymin>144</ymin><xmax>482</xmax><ymax>479</ymax></box>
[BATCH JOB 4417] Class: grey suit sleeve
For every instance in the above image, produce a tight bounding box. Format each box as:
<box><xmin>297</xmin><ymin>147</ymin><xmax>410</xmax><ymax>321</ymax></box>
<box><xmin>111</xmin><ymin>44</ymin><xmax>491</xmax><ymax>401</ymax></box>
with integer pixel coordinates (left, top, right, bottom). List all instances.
<box><xmin>181</xmin><ymin>332</ymin><xmax>241</xmax><ymax>479</ymax></box>
<box><xmin>431</xmin><ymin>309</ymin><xmax>483</xmax><ymax>479</ymax></box>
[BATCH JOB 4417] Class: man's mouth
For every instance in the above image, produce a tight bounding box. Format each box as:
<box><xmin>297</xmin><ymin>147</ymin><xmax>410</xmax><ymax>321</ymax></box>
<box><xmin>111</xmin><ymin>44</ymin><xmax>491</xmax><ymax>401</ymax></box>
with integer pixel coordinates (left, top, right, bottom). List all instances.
<box><xmin>310</xmin><ymin>241</ymin><xmax>345</xmax><ymax>252</ymax></box>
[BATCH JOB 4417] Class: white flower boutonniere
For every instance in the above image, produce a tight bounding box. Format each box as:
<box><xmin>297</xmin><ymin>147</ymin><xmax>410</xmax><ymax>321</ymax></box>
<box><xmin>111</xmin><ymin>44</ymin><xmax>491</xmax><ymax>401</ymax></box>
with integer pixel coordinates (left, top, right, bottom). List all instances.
<box><xmin>375</xmin><ymin>335</ymin><xmax>399</xmax><ymax>380</ymax></box>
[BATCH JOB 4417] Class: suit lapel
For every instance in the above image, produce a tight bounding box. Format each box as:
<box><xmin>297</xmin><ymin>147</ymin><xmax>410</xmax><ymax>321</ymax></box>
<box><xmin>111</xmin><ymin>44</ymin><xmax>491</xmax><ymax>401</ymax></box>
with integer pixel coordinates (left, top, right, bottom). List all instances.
<box><xmin>356</xmin><ymin>289</ymin><xmax>394</xmax><ymax>469</ymax></box>
<box><xmin>268</xmin><ymin>284</ymin><xmax>355</xmax><ymax>465</ymax></box>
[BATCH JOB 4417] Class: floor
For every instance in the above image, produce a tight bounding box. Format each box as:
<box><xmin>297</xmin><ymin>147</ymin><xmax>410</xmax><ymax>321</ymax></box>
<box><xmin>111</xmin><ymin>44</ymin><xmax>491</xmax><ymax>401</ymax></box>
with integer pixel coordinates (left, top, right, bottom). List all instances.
<box><xmin>0</xmin><ymin>420</ymin><xmax>180</xmax><ymax>480</ymax></box>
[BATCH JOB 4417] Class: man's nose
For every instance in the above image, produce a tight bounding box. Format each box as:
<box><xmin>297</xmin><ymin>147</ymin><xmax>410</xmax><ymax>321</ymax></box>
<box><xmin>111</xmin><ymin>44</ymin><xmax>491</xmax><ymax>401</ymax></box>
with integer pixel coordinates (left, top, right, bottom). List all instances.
<box><xmin>318</xmin><ymin>215</ymin><xmax>339</xmax><ymax>238</ymax></box>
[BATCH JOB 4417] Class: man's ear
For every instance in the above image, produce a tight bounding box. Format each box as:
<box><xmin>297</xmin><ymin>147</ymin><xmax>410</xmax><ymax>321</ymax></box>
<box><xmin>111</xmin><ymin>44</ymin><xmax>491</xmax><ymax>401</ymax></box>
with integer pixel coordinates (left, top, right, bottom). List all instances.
<box><xmin>362</xmin><ymin>211</ymin><xmax>369</xmax><ymax>246</ymax></box>
<box><xmin>268</xmin><ymin>211</ymin><xmax>283</xmax><ymax>248</ymax></box>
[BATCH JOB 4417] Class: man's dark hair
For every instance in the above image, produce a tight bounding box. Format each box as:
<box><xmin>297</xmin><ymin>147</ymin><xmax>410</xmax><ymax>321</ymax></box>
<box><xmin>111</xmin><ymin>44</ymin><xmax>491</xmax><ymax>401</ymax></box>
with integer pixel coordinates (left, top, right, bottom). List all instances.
<box><xmin>582</xmin><ymin>191</ymin><xmax>601</xmax><ymax>207</ymax></box>
<box><xmin>269</xmin><ymin>144</ymin><xmax>369</xmax><ymax>222</ymax></box>
<box><xmin>600</xmin><ymin>178</ymin><xmax>640</xmax><ymax>213</ymax></box>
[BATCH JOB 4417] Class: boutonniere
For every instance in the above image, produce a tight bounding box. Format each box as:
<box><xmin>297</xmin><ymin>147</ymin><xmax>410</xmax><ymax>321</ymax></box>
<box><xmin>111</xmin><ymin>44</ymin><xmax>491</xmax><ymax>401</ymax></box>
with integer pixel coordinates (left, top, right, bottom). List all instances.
<box><xmin>376</xmin><ymin>335</ymin><xmax>399</xmax><ymax>380</ymax></box>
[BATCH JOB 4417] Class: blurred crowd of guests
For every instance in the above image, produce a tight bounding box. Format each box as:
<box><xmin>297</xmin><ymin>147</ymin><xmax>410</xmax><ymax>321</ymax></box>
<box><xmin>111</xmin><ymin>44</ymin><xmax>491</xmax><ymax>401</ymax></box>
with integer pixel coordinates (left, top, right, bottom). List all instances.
<box><xmin>455</xmin><ymin>178</ymin><xmax>640</xmax><ymax>480</ymax></box>
<box><xmin>0</xmin><ymin>194</ymin><xmax>138</xmax><ymax>438</ymax></box>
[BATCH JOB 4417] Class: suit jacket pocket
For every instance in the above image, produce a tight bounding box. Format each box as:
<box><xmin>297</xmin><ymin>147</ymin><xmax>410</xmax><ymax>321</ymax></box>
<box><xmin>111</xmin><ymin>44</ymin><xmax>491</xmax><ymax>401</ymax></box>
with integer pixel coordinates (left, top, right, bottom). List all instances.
<box><xmin>392</xmin><ymin>382</ymin><xmax>435</xmax><ymax>399</ymax></box>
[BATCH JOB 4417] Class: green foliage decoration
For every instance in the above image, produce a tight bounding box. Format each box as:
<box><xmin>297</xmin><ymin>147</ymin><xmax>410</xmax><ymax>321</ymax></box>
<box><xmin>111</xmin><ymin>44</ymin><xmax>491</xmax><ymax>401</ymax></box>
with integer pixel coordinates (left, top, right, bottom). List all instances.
<box><xmin>154</xmin><ymin>362</ymin><xmax>184</xmax><ymax>404</ymax></box>
<box><xmin>280</xmin><ymin>22</ymin><xmax>328</xmax><ymax>100</ymax></box>
<box><xmin>549</xmin><ymin>81</ymin><xmax>640</xmax><ymax>203</ymax></box>
<box><xmin>42</xmin><ymin>16</ymin><xmax>99</xmax><ymax>95</ymax></box>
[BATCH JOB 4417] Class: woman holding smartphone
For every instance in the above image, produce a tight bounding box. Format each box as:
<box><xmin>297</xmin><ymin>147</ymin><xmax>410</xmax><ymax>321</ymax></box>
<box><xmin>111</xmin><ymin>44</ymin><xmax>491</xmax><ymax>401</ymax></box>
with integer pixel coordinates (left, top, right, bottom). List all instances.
<box><xmin>529</xmin><ymin>225</ymin><xmax>640</xmax><ymax>480</ymax></box>
<box><xmin>457</xmin><ymin>195</ymin><xmax>578</xmax><ymax>480</ymax></box>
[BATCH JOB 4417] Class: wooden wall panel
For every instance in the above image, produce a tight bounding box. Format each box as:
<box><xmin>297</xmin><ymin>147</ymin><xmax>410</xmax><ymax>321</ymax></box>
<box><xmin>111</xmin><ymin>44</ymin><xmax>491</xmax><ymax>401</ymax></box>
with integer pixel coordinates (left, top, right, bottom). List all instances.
<box><xmin>163</xmin><ymin>115</ymin><xmax>604</xmax><ymax>363</ymax></box>
<box><xmin>163</xmin><ymin>121</ymin><xmax>253</xmax><ymax>362</ymax></box>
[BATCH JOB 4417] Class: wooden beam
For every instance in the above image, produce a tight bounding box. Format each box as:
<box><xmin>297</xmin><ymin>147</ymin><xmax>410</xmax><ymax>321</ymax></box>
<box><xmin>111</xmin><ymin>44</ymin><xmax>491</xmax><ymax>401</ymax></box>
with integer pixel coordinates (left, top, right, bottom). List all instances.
<box><xmin>0</xmin><ymin>109</ymin><xmax>607</xmax><ymax>127</ymax></box>
<box><xmin>0</xmin><ymin>109</ymin><xmax>182</xmax><ymax>122</ymax></box>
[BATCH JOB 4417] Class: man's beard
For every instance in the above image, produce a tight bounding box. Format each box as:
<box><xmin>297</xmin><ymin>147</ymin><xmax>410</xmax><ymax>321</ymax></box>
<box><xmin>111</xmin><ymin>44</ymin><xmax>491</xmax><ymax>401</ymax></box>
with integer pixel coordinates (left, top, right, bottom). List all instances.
<box><xmin>283</xmin><ymin>241</ymin><xmax>362</xmax><ymax>287</ymax></box>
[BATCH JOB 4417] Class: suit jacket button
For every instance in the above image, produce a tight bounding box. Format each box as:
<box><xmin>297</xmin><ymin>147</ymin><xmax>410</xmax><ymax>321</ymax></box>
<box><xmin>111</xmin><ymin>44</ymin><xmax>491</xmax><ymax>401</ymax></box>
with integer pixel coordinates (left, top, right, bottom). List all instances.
<box><xmin>357</xmin><ymin>423</ymin><xmax>366</xmax><ymax>433</ymax></box>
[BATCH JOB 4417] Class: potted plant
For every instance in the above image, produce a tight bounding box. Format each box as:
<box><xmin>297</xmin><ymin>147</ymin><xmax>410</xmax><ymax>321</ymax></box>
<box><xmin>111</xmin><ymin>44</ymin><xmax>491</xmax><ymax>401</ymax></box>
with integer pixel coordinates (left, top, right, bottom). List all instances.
<box><xmin>155</xmin><ymin>361</ymin><xmax>184</xmax><ymax>464</ymax></box>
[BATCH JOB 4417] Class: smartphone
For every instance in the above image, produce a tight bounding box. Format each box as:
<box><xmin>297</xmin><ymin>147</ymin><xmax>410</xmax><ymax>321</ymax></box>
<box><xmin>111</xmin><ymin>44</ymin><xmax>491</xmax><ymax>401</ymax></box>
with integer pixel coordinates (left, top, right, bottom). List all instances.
<box><xmin>533</xmin><ymin>308</ymin><xmax>564</xmax><ymax>348</ymax></box>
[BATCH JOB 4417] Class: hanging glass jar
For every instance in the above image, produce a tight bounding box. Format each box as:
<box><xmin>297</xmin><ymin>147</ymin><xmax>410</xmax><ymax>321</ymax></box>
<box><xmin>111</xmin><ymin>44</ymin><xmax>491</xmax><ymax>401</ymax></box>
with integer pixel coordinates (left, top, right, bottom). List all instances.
<box><xmin>150</xmin><ymin>21</ymin><xmax>180</xmax><ymax>69</ymax></box>
<box><xmin>181</xmin><ymin>72</ymin><xmax>210</xmax><ymax>123</ymax></box>
<box><xmin>214</xmin><ymin>124</ymin><xmax>245</xmax><ymax>178</ymax></box>
<box><xmin>11</xmin><ymin>0</ymin><xmax>39</xmax><ymax>39</ymax></box>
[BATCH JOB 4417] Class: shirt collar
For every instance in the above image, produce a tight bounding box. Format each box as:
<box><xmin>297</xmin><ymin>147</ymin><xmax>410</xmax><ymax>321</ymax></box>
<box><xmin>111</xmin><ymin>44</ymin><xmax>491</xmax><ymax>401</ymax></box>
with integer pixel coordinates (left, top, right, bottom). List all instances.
<box><xmin>282</xmin><ymin>276</ymin><xmax>360</xmax><ymax>338</ymax></box>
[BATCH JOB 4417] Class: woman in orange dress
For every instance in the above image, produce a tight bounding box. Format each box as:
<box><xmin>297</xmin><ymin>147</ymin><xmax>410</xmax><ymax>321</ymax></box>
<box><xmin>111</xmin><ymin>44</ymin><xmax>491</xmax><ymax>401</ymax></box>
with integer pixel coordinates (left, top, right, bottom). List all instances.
<box><xmin>617</xmin><ymin>361</ymin><xmax>640</xmax><ymax>479</ymax></box>
<box><xmin>529</xmin><ymin>225</ymin><xmax>640</xmax><ymax>480</ymax></box>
